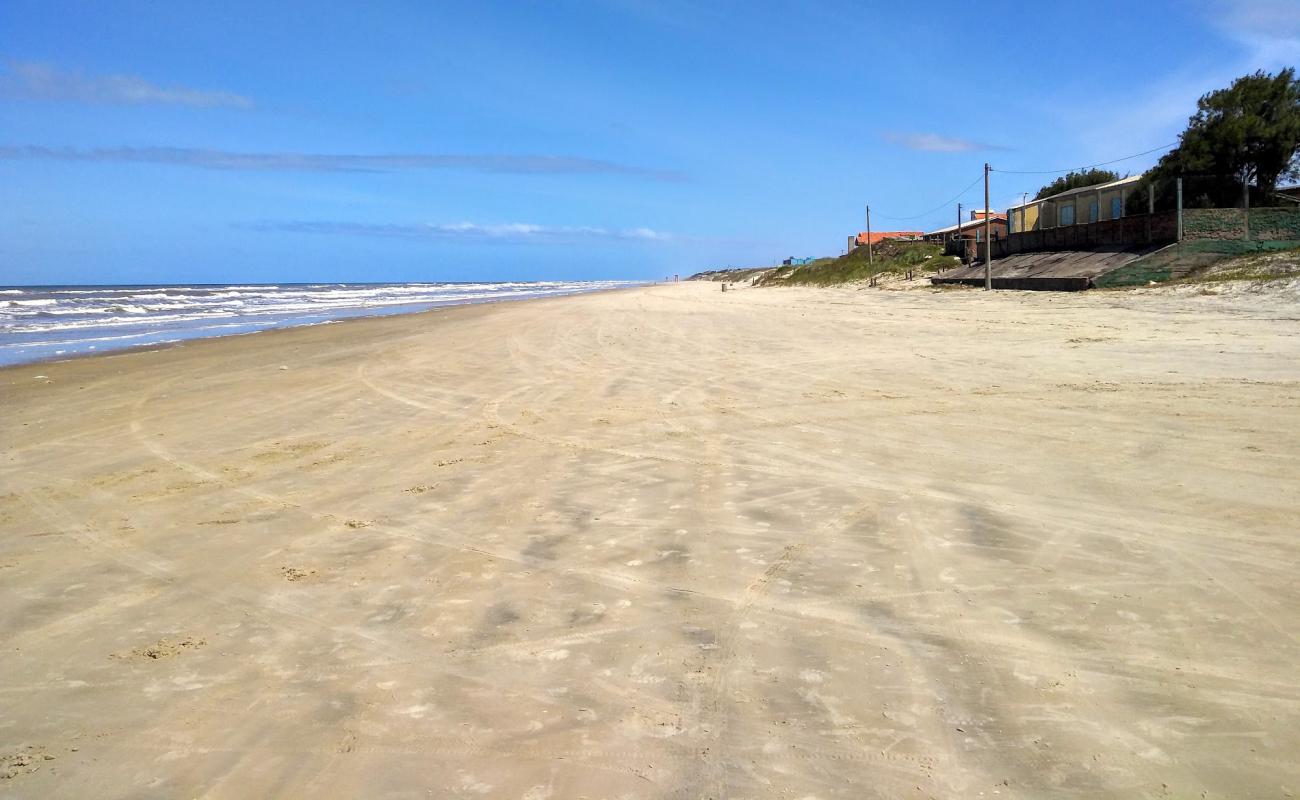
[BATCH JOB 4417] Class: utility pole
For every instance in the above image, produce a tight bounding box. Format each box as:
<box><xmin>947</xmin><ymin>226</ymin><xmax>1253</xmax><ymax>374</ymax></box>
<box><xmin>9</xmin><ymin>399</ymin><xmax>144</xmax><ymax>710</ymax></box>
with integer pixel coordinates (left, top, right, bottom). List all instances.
<box><xmin>984</xmin><ymin>162</ymin><xmax>992</xmax><ymax>291</ymax></box>
<box><xmin>956</xmin><ymin>202</ymin><xmax>962</xmax><ymax>265</ymax></box>
<box><xmin>865</xmin><ymin>205</ymin><xmax>873</xmax><ymax>267</ymax></box>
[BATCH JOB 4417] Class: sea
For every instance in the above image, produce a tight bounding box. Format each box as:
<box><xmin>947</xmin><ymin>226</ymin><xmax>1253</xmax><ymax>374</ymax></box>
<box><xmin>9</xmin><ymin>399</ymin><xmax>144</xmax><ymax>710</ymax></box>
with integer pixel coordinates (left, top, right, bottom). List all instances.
<box><xmin>0</xmin><ymin>281</ymin><xmax>635</xmax><ymax>367</ymax></box>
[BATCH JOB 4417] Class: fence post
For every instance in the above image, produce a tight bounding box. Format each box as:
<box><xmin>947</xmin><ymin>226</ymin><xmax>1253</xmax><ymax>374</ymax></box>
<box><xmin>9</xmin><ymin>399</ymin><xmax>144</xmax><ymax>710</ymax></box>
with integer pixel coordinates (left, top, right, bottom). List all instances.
<box><xmin>1147</xmin><ymin>184</ymin><xmax>1154</xmax><ymax>243</ymax></box>
<box><xmin>1243</xmin><ymin>175</ymin><xmax>1251</xmax><ymax>242</ymax></box>
<box><xmin>1176</xmin><ymin>178</ymin><xmax>1183</xmax><ymax>242</ymax></box>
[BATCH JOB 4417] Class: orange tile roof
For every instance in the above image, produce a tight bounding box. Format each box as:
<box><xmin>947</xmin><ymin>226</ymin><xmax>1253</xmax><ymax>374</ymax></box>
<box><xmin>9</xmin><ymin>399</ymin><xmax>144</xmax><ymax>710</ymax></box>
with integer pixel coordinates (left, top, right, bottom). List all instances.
<box><xmin>855</xmin><ymin>231</ymin><xmax>924</xmax><ymax>246</ymax></box>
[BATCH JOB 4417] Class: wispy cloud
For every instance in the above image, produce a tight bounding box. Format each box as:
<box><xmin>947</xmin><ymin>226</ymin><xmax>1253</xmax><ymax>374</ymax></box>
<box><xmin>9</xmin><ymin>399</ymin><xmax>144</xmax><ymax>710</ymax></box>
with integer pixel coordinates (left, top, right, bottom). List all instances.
<box><xmin>0</xmin><ymin>60</ymin><xmax>253</xmax><ymax>108</ymax></box>
<box><xmin>0</xmin><ymin>145</ymin><xmax>683</xmax><ymax>179</ymax></box>
<box><xmin>1057</xmin><ymin>1</ymin><xmax>1298</xmax><ymax>166</ymax></box>
<box><xmin>883</xmin><ymin>132</ymin><xmax>1005</xmax><ymax>153</ymax></box>
<box><xmin>244</xmin><ymin>220</ymin><xmax>674</xmax><ymax>243</ymax></box>
<box><xmin>1205</xmin><ymin>0</ymin><xmax>1300</xmax><ymax>63</ymax></box>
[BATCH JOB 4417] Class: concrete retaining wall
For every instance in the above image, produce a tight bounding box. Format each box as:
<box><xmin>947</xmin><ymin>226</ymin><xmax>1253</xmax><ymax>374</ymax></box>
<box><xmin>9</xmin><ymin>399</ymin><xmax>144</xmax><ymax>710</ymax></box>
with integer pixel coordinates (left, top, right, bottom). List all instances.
<box><xmin>986</xmin><ymin>207</ymin><xmax>1300</xmax><ymax>262</ymax></box>
<box><xmin>990</xmin><ymin>212</ymin><xmax>1177</xmax><ymax>260</ymax></box>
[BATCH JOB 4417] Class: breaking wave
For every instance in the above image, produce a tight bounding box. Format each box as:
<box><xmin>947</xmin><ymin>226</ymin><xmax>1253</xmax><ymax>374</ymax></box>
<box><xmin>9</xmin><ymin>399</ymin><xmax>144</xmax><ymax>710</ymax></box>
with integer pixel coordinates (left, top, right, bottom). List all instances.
<box><xmin>0</xmin><ymin>280</ymin><xmax>636</xmax><ymax>366</ymax></box>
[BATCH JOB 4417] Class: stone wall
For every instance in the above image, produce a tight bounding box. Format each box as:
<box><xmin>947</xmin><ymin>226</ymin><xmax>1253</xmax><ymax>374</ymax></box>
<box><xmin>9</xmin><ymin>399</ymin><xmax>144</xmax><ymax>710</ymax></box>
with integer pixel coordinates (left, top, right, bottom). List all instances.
<box><xmin>1181</xmin><ymin>208</ymin><xmax>1300</xmax><ymax>241</ymax></box>
<box><xmin>1182</xmin><ymin>209</ymin><xmax>1245</xmax><ymax>239</ymax></box>
<box><xmin>1247</xmin><ymin>208</ymin><xmax>1300</xmax><ymax>240</ymax></box>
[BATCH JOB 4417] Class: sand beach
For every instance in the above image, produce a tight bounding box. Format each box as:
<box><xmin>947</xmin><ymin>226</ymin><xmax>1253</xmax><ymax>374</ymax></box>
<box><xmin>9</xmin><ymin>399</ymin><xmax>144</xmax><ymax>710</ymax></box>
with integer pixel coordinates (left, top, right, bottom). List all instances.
<box><xmin>2</xmin><ymin>282</ymin><xmax>1298</xmax><ymax>798</ymax></box>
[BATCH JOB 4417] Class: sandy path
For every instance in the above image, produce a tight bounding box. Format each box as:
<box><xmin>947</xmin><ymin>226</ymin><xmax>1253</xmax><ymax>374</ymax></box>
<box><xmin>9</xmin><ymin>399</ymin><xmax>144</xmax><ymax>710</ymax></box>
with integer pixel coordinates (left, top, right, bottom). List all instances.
<box><xmin>2</xmin><ymin>282</ymin><xmax>1298</xmax><ymax>798</ymax></box>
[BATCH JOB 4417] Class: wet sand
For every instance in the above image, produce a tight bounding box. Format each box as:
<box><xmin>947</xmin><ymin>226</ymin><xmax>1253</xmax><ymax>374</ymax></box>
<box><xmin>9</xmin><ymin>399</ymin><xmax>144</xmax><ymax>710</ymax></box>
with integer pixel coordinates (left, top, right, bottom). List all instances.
<box><xmin>2</xmin><ymin>282</ymin><xmax>1298</xmax><ymax>798</ymax></box>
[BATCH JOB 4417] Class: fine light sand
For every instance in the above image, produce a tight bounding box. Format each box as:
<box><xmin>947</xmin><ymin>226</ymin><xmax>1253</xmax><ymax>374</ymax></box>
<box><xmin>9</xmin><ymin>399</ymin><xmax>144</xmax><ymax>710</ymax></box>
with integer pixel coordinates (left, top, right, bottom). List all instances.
<box><xmin>2</xmin><ymin>282</ymin><xmax>1298</xmax><ymax>799</ymax></box>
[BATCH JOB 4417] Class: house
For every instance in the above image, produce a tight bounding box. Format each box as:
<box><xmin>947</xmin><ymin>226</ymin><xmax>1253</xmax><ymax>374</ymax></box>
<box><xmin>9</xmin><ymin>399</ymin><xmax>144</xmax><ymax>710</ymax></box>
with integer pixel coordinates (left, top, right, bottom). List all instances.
<box><xmin>922</xmin><ymin>212</ymin><xmax>1008</xmax><ymax>243</ymax></box>
<box><xmin>1007</xmin><ymin>175</ymin><xmax>1142</xmax><ymax>233</ymax></box>
<box><xmin>852</xmin><ymin>230</ymin><xmax>924</xmax><ymax>248</ymax></box>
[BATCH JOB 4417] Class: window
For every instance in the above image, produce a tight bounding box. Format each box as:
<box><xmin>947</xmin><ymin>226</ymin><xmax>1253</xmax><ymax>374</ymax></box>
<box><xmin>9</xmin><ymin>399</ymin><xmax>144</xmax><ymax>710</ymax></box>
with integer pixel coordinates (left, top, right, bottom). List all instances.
<box><xmin>1059</xmin><ymin>204</ymin><xmax>1075</xmax><ymax>225</ymax></box>
<box><xmin>1089</xmin><ymin>201</ymin><xmax>1099</xmax><ymax>223</ymax></box>
<box><xmin>1111</xmin><ymin>197</ymin><xmax>1123</xmax><ymax>219</ymax></box>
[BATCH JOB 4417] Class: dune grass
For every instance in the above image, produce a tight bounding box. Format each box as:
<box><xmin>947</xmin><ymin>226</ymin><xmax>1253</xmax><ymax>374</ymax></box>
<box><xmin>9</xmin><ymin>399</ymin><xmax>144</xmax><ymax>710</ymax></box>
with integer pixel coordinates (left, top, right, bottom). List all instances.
<box><xmin>1174</xmin><ymin>245</ymin><xmax>1300</xmax><ymax>284</ymax></box>
<box><xmin>755</xmin><ymin>240</ymin><xmax>958</xmax><ymax>287</ymax></box>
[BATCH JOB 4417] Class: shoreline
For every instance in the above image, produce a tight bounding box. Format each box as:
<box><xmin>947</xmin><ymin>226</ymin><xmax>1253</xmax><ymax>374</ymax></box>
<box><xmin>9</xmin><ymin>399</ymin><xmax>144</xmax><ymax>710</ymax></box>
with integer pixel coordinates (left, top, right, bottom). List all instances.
<box><xmin>0</xmin><ymin>281</ymin><xmax>646</xmax><ymax>373</ymax></box>
<box><xmin>3</xmin><ymin>281</ymin><xmax>1297</xmax><ymax>797</ymax></box>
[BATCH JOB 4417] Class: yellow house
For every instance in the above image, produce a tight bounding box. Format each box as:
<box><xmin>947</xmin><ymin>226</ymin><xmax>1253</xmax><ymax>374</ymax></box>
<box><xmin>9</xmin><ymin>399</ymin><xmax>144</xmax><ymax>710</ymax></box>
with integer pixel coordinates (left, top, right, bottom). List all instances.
<box><xmin>1007</xmin><ymin>175</ymin><xmax>1142</xmax><ymax>232</ymax></box>
<box><xmin>1007</xmin><ymin>201</ymin><xmax>1040</xmax><ymax>233</ymax></box>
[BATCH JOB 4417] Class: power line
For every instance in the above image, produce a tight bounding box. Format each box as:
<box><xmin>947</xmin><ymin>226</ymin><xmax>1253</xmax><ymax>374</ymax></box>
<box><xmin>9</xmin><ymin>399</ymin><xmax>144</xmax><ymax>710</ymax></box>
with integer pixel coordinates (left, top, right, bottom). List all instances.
<box><xmin>872</xmin><ymin>172</ymin><xmax>985</xmax><ymax>221</ymax></box>
<box><xmin>991</xmin><ymin>143</ymin><xmax>1176</xmax><ymax>175</ymax></box>
<box><xmin>868</xmin><ymin>141</ymin><xmax>1178</xmax><ymax>225</ymax></box>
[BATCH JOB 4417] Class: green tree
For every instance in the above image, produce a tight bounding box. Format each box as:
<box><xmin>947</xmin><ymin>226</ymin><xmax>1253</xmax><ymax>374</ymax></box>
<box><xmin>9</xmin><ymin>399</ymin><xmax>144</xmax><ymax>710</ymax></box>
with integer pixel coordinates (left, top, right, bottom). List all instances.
<box><xmin>1182</xmin><ymin>68</ymin><xmax>1300</xmax><ymax>194</ymax></box>
<box><xmin>1034</xmin><ymin>168</ymin><xmax>1120</xmax><ymax>200</ymax></box>
<box><xmin>1131</xmin><ymin>68</ymin><xmax>1300</xmax><ymax>212</ymax></box>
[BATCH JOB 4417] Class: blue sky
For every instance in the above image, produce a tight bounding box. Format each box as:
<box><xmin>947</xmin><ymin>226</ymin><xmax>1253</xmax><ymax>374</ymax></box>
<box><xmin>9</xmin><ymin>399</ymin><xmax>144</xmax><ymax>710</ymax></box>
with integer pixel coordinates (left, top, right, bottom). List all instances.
<box><xmin>1</xmin><ymin>0</ymin><xmax>1297</xmax><ymax>285</ymax></box>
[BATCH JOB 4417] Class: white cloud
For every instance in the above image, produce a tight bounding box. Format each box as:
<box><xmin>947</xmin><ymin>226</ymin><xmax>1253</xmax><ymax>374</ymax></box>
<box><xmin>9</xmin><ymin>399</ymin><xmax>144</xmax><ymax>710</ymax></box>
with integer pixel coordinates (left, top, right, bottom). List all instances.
<box><xmin>0</xmin><ymin>61</ymin><xmax>253</xmax><ymax>108</ymax></box>
<box><xmin>1035</xmin><ymin>2</ymin><xmax>1297</xmax><ymax>172</ymax></box>
<box><xmin>245</xmin><ymin>220</ymin><xmax>675</xmax><ymax>243</ymax></box>
<box><xmin>988</xmin><ymin>0</ymin><xmax>1297</xmax><ymax>189</ymax></box>
<box><xmin>882</xmin><ymin>132</ymin><xmax>1004</xmax><ymax>153</ymax></box>
<box><xmin>1207</xmin><ymin>0</ymin><xmax>1300</xmax><ymax>62</ymax></box>
<box><xmin>623</xmin><ymin>226</ymin><xmax>672</xmax><ymax>240</ymax></box>
<box><xmin>0</xmin><ymin>145</ymin><xmax>684</xmax><ymax>179</ymax></box>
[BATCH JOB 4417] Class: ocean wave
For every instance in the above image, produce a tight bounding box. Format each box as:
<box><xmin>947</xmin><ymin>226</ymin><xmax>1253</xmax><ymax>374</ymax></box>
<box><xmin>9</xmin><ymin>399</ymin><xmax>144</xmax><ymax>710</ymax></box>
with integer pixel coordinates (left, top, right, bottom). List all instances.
<box><xmin>0</xmin><ymin>281</ymin><xmax>638</xmax><ymax>366</ymax></box>
<box><xmin>3</xmin><ymin>293</ymin><xmax>528</xmax><ymax>333</ymax></box>
<box><xmin>5</xmin><ymin>311</ymin><xmax>242</xmax><ymax>334</ymax></box>
<box><xmin>3</xmin><ymin>307</ymin><xmax>113</xmax><ymax>317</ymax></box>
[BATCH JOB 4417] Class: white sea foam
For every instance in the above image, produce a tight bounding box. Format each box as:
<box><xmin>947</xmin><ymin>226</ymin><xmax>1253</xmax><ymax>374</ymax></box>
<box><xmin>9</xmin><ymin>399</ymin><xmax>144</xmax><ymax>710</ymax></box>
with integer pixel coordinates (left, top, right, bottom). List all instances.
<box><xmin>0</xmin><ymin>280</ymin><xmax>635</xmax><ymax>366</ymax></box>
<box><xmin>7</xmin><ymin>298</ymin><xmax>58</xmax><ymax>307</ymax></box>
